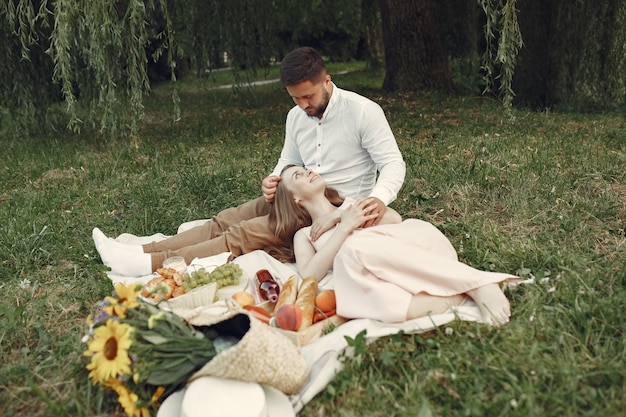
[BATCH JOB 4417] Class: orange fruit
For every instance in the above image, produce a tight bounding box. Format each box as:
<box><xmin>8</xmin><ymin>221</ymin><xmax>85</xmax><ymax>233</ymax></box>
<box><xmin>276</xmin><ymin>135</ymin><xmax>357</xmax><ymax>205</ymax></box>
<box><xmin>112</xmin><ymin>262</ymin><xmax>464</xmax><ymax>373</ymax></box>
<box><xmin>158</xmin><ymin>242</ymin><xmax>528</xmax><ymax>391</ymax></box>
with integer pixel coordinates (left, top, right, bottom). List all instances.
<box><xmin>315</xmin><ymin>290</ymin><xmax>336</xmax><ymax>313</ymax></box>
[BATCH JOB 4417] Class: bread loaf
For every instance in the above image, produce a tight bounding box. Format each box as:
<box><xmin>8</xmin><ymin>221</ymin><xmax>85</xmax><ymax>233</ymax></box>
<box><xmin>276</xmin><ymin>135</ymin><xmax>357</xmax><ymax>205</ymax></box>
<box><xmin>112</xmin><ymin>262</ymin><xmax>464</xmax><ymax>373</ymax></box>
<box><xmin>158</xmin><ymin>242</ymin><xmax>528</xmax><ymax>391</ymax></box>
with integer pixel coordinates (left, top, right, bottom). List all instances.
<box><xmin>274</xmin><ymin>275</ymin><xmax>299</xmax><ymax>312</ymax></box>
<box><xmin>295</xmin><ymin>277</ymin><xmax>318</xmax><ymax>332</ymax></box>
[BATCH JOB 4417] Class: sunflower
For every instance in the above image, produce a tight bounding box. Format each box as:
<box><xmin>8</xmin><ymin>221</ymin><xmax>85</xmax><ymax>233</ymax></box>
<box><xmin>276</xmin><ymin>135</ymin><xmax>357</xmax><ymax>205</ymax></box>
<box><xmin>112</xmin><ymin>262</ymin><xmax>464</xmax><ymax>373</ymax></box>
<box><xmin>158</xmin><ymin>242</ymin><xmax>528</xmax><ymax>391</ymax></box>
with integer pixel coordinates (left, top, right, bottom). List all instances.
<box><xmin>107</xmin><ymin>378</ymin><xmax>151</xmax><ymax>417</ymax></box>
<box><xmin>104</xmin><ymin>283</ymin><xmax>142</xmax><ymax>318</ymax></box>
<box><xmin>151</xmin><ymin>386</ymin><xmax>166</xmax><ymax>406</ymax></box>
<box><xmin>84</xmin><ymin>319</ymin><xmax>132</xmax><ymax>384</ymax></box>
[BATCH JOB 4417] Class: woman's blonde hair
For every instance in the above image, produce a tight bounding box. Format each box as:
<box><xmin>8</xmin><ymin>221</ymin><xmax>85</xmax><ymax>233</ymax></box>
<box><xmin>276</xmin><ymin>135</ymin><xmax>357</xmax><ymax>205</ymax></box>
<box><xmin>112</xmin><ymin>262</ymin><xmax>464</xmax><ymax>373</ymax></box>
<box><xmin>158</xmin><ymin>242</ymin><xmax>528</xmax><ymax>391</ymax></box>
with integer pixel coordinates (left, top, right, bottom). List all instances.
<box><xmin>266</xmin><ymin>165</ymin><xmax>343</xmax><ymax>262</ymax></box>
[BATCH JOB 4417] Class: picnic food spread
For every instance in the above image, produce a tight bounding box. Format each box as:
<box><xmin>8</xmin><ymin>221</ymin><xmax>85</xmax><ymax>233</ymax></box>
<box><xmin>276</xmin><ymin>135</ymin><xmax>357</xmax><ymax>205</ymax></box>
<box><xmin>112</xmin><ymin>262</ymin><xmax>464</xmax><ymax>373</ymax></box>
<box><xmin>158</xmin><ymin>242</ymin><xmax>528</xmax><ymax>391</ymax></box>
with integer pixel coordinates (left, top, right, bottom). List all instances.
<box><xmin>140</xmin><ymin>260</ymin><xmax>344</xmax><ymax>347</ymax></box>
<box><xmin>254</xmin><ymin>269</ymin><xmax>281</xmax><ymax>303</ymax></box>
<box><xmin>183</xmin><ymin>262</ymin><xmax>243</xmax><ymax>292</ymax></box>
<box><xmin>141</xmin><ymin>267</ymin><xmax>185</xmax><ymax>302</ymax></box>
<box><xmin>141</xmin><ymin>262</ymin><xmax>245</xmax><ymax>303</ymax></box>
<box><xmin>230</xmin><ymin>271</ymin><xmax>343</xmax><ymax>346</ymax></box>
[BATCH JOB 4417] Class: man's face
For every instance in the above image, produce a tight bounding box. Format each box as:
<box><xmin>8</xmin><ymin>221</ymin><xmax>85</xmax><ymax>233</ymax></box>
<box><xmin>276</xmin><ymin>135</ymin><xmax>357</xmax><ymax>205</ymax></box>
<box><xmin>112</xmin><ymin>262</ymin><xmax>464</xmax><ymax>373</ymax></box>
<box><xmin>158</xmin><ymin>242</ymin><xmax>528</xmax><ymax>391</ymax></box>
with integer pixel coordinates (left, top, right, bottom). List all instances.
<box><xmin>285</xmin><ymin>75</ymin><xmax>331</xmax><ymax>119</ymax></box>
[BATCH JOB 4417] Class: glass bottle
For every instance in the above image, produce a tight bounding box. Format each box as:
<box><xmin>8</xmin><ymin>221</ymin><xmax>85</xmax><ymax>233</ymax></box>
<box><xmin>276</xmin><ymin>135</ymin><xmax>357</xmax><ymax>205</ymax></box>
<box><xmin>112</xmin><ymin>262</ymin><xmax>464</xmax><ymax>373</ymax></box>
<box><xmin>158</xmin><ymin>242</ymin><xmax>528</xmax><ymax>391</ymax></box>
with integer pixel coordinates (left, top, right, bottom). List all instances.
<box><xmin>255</xmin><ymin>269</ymin><xmax>280</xmax><ymax>303</ymax></box>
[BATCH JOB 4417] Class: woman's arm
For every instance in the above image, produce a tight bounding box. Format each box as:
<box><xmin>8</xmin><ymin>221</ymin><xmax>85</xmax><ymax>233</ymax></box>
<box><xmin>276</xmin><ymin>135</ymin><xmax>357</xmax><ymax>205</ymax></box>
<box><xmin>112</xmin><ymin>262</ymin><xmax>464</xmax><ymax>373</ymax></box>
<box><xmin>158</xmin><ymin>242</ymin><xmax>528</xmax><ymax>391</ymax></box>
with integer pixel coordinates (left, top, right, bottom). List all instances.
<box><xmin>294</xmin><ymin>199</ymin><xmax>377</xmax><ymax>281</ymax></box>
<box><xmin>293</xmin><ymin>226</ymin><xmax>350</xmax><ymax>281</ymax></box>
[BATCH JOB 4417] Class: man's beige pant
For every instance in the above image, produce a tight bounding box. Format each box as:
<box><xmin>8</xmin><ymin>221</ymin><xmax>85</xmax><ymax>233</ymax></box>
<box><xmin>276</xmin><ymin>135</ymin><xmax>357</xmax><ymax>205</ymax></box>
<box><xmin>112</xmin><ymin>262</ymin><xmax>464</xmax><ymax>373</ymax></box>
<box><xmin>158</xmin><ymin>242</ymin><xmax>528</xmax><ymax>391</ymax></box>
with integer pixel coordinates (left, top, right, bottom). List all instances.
<box><xmin>142</xmin><ymin>197</ymin><xmax>279</xmax><ymax>270</ymax></box>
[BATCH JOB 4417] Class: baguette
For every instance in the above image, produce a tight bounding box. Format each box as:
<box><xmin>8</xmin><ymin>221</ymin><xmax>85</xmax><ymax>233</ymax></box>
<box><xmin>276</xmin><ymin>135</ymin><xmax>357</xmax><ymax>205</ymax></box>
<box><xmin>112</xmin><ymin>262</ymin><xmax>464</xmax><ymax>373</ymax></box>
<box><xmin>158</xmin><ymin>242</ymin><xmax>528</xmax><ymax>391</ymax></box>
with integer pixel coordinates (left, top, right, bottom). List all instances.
<box><xmin>274</xmin><ymin>275</ymin><xmax>299</xmax><ymax>311</ymax></box>
<box><xmin>295</xmin><ymin>277</ymin><xmax>318</xmax><ymax>332</ymax></box>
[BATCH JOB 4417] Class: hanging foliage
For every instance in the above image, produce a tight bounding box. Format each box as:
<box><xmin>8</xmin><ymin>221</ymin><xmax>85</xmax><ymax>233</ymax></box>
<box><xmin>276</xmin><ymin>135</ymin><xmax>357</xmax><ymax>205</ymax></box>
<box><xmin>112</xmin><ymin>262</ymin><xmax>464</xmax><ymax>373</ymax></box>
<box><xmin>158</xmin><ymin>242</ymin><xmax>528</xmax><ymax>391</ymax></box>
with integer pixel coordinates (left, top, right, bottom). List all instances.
<box><xmin>0</xmin><ymin>1</ymin><xmax>56</xmax><ymax>132</ymax></box>
<box><xmin>1</xmin><ymin>0</ymin><xmax>285</xmax><ymax>138</ymax></box>
<box><xmin>5</xmin><ymin>0</ymin><xmax>622</xmax><ymax>140</ymax></box>
<box><xmin>0</xmin><ymin>1</ymin><xmax>380</xmax><ymax>139</ymax></box>
<box><xmin>1</xmin><ymin>0</ymin><xmax>180</xmax><ymax>138</ymax></box>
<box><xmin>478</xmin><ymin>0</ymin><xmax>524</xmax><ymax>110</ymax></box>
<box><xmin>47</xmin><ymin>0</ymin><xmax>180</xmax><ymax>138</ymax></box>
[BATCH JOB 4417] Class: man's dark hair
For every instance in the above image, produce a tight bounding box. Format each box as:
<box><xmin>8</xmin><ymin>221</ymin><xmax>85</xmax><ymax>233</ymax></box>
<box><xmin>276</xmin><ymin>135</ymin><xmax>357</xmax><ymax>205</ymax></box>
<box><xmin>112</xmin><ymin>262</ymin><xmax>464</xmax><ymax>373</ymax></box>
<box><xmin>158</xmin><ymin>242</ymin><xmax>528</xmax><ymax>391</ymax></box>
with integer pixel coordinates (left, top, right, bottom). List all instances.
<box><xmin>279</xmin><ymin>47</ymin><xmax>327</xmax><ymax>87</ymax></box>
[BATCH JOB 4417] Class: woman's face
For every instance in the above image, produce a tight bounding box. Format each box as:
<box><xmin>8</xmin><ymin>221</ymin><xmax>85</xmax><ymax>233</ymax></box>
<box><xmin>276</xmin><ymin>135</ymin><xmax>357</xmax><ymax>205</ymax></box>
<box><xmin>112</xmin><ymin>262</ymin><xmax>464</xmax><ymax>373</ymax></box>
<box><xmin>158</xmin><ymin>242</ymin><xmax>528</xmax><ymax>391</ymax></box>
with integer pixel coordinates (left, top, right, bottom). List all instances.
<box><xmin>281</xmin><ymin>166</ymin><xmax>326</xmax><ymax>199</ymax></box>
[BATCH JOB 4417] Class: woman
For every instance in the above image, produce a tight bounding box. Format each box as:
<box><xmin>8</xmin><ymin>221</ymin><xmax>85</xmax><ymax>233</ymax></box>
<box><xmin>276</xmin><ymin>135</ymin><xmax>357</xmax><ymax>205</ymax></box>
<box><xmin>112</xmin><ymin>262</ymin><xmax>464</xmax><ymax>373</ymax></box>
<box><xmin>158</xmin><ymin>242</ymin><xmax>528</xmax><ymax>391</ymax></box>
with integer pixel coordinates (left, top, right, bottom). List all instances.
<box><xmin>271</xmin><ymin>165</ymin><xmax>519</xmax><ymax>326</ymax></box>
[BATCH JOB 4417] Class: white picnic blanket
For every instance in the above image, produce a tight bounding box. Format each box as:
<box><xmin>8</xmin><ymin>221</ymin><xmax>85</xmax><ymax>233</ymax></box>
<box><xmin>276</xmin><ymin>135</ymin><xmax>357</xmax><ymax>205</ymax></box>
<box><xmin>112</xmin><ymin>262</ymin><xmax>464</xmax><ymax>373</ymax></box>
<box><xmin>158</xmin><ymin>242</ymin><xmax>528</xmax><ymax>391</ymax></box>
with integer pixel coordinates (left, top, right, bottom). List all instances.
<box><xmin>107</xmin><ymin>232</ymin><xmax>491</xmax><ymax>416</ymax></box>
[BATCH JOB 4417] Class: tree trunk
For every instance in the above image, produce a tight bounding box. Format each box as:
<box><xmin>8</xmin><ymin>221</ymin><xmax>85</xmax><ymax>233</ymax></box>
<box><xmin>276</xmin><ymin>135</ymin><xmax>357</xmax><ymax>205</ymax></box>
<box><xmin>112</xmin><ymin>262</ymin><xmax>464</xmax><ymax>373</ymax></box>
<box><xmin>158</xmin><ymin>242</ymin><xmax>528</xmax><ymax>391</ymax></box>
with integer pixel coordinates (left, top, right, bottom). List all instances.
<box><xmin>378</xmin><ymin>0</ymin><xmax>453</xmax><ymax>92</ymax></box>
<box><xmin>514</xmin><ymin>0</ymin><xmax>626</xmax><ymax>109</ymax></box>
<box><xmin>359</xmin><ymin>0</ymin><xmax>384</xmax><ymax>69</ymax></box>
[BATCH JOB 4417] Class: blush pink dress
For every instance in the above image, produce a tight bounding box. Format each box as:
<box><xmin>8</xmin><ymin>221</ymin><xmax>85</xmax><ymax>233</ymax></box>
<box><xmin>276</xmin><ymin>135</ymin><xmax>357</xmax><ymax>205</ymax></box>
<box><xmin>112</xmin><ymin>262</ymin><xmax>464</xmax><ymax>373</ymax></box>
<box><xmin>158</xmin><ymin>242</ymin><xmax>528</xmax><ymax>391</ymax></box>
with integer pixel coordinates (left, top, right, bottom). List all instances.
<box><xmin>300</xmin><ymin>199</ymin><xmax>517</xmax><ymax>323</ymax></box>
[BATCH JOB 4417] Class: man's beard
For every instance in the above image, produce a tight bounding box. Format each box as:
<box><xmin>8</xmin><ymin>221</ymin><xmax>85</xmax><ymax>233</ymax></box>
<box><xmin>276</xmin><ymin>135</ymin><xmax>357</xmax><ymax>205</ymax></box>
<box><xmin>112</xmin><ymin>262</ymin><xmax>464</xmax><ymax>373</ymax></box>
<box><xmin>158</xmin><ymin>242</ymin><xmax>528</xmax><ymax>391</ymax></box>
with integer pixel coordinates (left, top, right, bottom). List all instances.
<box><xmin>305</xmin><ymin>89</ymin><xmax>330</xmax><ymax>118</ymax></box>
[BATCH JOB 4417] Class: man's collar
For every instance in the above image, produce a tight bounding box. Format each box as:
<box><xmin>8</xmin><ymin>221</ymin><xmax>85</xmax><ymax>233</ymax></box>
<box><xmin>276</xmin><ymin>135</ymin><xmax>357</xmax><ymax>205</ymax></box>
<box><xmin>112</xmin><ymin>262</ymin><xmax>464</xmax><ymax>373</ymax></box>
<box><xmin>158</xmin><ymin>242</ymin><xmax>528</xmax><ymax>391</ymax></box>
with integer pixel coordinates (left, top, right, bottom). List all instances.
<box><xmin>320</xmin><ymin>82</ymin><xmax>339</xmax><ymax>120</ymax></box>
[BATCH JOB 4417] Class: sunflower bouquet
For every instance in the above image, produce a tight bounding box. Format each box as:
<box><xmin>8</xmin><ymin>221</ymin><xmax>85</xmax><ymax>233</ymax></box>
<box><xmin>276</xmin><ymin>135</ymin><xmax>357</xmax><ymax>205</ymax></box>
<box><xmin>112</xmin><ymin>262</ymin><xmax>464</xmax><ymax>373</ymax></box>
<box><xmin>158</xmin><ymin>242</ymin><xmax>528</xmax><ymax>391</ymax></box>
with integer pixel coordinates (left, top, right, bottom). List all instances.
<box><xmin>82</xmin><ymin>282</ymin><xmax>220</xmax><ymax>417</ymax></box>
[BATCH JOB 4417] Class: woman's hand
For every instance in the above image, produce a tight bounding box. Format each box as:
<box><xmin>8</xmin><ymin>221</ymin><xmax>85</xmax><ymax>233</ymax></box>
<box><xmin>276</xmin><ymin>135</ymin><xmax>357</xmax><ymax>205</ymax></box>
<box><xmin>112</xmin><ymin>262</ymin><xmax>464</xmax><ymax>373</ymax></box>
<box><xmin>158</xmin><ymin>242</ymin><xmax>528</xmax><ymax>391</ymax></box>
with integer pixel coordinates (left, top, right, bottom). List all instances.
<box><xmin>310</xmin><ymin>211</ymin><xmax>341</xmax><ymax>241</ymax></box>
<box><xmin>339</xmin><ymin>198</ymin><xmax>379</xmax><ymax>232</ymax></box>
<box><xmin>360</xmin><ymin>197</ymin><xmax>386</xmax><ymax>227</ymax></box>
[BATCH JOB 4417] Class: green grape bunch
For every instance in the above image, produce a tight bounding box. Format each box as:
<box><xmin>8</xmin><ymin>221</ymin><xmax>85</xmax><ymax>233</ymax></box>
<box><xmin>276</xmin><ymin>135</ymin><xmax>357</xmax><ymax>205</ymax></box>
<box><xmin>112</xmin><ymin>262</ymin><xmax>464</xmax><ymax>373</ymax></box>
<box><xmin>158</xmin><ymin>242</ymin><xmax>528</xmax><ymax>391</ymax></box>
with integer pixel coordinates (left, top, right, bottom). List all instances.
<box><xmin>182</xmin><ymin>262</ymin><xmax>243</xmax><ymax>292</ymax></box>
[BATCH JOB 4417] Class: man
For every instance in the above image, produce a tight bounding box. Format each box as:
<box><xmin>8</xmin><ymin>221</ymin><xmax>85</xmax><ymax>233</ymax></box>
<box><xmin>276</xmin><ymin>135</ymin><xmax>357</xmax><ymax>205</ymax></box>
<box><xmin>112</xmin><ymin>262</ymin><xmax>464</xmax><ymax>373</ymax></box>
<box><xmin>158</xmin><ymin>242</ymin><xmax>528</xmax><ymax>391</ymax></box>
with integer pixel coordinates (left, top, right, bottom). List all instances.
<box><xmin>268</xmin><ymin>46</ymin><xmax>404</xmax><ymax>239</ymax></box>
<box><xmin>93</xmin><ymin>47</ymin><xmax>405</xmax><ymax>276</ymax></box>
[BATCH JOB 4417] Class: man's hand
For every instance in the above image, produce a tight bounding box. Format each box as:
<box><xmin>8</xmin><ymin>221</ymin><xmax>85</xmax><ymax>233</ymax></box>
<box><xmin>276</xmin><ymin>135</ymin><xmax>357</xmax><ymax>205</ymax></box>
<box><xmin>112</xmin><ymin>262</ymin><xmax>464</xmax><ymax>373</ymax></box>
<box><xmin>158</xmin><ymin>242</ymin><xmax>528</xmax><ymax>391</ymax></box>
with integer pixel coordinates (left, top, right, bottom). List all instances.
<box><xmin>262</xmin><ymin>175</ymin><xmax>281</xmax><ymax>203</ymax></box>
<box><xmin>360</xmin><ymin>197</ymin><xmax>386</xmax><ymax>228</ymax></box>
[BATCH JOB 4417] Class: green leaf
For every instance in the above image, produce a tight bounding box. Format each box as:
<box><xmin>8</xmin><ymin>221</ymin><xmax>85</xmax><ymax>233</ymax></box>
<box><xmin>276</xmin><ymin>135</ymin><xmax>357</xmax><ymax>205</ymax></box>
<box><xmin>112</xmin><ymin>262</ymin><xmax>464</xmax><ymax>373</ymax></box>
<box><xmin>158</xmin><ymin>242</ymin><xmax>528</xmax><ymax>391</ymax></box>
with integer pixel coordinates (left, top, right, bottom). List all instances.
<box><xmin>140</xmin><ymin>333</ymin><xmax>169</xmax><ymax>345</ymax></box>
<box><xmin>146</xmin><ymin>359</ymin><xmax>199</xmax><ymax>386</ymax></box>
<box><xmin>344</xmin><ymin>329</ymin><xmax>368</xmax><ymax>356</ymax></box>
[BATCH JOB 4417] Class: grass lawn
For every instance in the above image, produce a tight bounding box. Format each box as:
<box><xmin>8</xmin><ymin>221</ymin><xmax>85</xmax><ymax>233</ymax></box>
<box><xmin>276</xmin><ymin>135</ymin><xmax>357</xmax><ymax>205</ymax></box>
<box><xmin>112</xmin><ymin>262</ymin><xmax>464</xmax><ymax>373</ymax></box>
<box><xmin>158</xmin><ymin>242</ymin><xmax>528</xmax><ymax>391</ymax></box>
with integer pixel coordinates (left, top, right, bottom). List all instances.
<box><xmin>1</xmin><ymin>65</ymin><xmax>624</xmax><ymax>416</ymax></box>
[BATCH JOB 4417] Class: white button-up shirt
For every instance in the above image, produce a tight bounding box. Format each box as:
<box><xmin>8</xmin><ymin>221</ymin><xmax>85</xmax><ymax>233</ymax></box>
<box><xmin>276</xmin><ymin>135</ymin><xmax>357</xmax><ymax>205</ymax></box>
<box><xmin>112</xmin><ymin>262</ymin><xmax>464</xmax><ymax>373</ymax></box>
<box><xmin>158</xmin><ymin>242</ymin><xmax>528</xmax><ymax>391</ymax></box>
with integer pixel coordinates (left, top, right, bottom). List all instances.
<box><xmin>272</xmin><ymin>84</ymin><xmax>405</xmax><ymax>205</ymax></box>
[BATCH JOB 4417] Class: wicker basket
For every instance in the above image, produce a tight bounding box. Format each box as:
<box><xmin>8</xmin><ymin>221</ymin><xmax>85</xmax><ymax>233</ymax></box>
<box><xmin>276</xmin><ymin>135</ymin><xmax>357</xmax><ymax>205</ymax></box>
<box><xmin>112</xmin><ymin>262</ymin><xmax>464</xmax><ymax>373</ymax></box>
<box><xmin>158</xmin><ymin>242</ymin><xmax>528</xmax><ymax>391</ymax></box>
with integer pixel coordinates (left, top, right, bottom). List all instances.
<box><xmin>141</xmin><ymin>282</ymin><xmax>217</xmax><ymax>310</ymax></box>
<box><xmin>143</xmin><ymin>268</ymin><xmax>249</xmax><ymax>310</ymax></box>
<box><xmin>163</xmin><ymin>282</ymin><xmax>218</xmax><ymax>309</ymax></box>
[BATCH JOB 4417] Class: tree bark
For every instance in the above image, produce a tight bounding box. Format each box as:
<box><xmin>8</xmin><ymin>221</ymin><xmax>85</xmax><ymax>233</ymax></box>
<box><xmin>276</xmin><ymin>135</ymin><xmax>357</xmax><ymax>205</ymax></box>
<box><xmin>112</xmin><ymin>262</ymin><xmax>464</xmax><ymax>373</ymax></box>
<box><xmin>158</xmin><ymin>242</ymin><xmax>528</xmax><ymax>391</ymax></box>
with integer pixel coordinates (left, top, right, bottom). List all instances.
<box><xmin>378</xmin><ymin>0</ymin><xmax>453</xmax><ymax>92</ymax></box>
<box><xmin>514</xmin><ymin>0</ymin><xmax>626</xmax><ymax>109</ymax></box>
<box><xmin>359</xmin><ymin>0</ymin><xmax>384</xmax><ymax>69</ymax></box>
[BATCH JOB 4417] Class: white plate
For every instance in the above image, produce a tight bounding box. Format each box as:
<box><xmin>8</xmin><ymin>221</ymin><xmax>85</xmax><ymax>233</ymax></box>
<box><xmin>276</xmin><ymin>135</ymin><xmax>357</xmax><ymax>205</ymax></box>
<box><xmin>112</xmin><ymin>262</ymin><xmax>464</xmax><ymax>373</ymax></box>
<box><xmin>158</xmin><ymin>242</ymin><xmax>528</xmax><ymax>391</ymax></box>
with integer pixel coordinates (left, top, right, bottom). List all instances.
<box><xmin>215</xmin><ymin>269</ymin><xmax>249</xmax><ymax>300</ymax></box>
